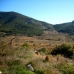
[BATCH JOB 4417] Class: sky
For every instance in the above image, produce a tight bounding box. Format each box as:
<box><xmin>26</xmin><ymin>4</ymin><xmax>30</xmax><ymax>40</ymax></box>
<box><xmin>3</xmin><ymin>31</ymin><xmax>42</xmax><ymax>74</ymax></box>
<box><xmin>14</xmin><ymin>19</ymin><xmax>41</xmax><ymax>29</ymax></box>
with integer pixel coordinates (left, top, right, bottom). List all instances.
<box><xmin>0</xmin><ymin>0</ymin><xmax>74</xmax><ymax>24</ymax></box>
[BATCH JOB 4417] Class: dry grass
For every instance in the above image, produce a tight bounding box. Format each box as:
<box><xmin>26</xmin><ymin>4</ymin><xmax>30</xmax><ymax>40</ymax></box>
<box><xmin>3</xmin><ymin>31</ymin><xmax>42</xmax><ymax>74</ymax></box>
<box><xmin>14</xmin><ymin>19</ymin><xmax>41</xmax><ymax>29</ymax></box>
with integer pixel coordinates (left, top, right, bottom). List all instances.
<box><xmin>0</xmin><ymin>35</ymin><xmax>74</xmax><ymax>74</ymax></box>
<box><xmin>31</xmin><ymin>59</ymin><xmax>62</xmax><ymax>74</ymax></box>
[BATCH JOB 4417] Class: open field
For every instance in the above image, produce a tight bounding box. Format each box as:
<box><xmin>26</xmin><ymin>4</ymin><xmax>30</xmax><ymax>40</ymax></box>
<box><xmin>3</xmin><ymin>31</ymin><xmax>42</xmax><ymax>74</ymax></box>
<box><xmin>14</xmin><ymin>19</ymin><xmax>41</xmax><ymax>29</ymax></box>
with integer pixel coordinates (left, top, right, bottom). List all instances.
<box><xmin>0</xmin><ymin>32</ymin><xmax>74</xmax><ymax>49</ymax></box>
<box><xmin>0</xmin><ymin>33</ymin><xmax>74</xmax><ymax>74</ymax></box>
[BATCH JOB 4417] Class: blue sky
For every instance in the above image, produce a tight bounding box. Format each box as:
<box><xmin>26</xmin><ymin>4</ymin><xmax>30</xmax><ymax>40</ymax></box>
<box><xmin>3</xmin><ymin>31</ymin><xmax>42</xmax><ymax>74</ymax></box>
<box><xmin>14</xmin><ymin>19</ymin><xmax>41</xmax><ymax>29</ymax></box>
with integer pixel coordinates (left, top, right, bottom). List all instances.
<box><xmin>0</xmin><ymin>0</ymin><xmax>74</xmax><ymax>24</ymax></box>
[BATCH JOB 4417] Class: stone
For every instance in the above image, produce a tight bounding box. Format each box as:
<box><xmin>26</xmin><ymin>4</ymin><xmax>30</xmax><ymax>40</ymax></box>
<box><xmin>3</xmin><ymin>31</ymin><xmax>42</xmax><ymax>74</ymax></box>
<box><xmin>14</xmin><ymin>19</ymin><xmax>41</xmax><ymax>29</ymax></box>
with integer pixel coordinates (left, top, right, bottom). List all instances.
<box><xmin>27</xmin><ymin>64</ymin><xmax>34</xmax><ymax>71</ymax></box>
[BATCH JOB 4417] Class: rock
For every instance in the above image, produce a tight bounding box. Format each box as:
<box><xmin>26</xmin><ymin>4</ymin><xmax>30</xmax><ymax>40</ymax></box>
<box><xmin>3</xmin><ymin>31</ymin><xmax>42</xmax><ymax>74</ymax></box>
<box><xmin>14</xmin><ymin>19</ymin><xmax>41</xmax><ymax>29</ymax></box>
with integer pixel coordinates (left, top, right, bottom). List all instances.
<box><xmin>27</xmin><ymin>64</ymin><xmax>34</xmax><ymax>71</ymax></box>
<box><xmin>35</xmin><ymin>50</ymin><xmax>39</xmax><ymax>55</ymax></box>
<box><xmin>0</xmin><ymin>71</ymin><xmax>2</xmax><ymax>74</ymax></box>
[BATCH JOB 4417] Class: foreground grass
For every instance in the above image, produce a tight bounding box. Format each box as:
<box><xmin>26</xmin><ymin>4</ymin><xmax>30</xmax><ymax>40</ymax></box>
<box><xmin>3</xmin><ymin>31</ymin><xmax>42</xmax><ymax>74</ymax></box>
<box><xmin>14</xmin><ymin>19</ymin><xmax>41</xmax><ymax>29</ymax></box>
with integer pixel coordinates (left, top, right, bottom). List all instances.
<box><xmin>0</xmin><ymin>41</ymin><xmax>74</xmax><ymax>74</ymax></box>
<box><xmin>56</xmin><ymin>63</ymin><xmax>74</xmax><ymax>74</ymax></box>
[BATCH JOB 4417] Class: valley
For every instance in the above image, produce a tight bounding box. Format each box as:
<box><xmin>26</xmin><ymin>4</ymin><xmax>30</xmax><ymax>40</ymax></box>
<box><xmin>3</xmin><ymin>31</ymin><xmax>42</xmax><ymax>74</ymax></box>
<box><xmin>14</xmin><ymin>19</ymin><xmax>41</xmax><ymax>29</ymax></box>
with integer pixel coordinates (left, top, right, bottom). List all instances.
<box><xmin>0</xmin><ymin>32</ymin><xmax>74</xmax><ymax>50</ymax></box>
<box><xmin>0</xmin><ymin>12</ymin><xmax>74</xmax><ymax>74</ymax></box>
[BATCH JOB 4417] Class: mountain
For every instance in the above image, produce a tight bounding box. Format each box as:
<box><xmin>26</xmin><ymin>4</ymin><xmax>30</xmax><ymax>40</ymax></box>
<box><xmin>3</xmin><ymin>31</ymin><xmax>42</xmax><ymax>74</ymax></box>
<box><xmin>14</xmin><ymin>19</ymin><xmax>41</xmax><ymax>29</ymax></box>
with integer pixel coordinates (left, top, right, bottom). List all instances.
<box><xmin>0</xmin><ymin>11</ymin><xmax>74</xmax><ymax>36</ymax></box>
<box><xmin>0</xmin><ymin>12</ymin><xmax>54</xmax><ymax>36</ymax></box>
<box><xmin>53</xmin><ymin>21</ymin><xmax>74</xmax><ymax>35</ymax></box>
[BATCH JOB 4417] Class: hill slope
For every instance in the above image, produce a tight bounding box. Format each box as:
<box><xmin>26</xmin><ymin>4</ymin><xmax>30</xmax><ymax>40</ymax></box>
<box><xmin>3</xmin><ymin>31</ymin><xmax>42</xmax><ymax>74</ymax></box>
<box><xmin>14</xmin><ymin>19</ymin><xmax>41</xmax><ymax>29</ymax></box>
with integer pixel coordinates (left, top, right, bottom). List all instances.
<box><xmin>0</xmin><ymin>12</ymin><xmax>54</xmax><ymax>36</ymax></box>
<box><xmin>53</xmin><ymin>21</ymin><xmax>74</xmax><ymax>35</ymax></box>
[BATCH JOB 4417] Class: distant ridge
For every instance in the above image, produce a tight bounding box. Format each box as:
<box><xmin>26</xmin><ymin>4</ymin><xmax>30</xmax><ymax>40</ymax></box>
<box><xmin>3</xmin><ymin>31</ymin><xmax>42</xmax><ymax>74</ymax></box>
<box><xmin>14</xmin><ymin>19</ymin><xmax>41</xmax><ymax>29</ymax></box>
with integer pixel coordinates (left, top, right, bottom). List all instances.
<box><xmin>53</xmin><ymin>21</ymin><xmax>74</xmax><ymax>35</ymax></box>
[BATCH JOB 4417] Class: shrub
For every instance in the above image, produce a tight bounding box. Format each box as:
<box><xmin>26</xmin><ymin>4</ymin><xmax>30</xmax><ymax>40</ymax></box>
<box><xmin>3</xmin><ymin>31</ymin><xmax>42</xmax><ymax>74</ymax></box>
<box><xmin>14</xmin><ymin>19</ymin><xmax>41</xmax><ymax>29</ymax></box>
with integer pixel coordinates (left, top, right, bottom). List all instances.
<box><xmin>21</xmin><ymin>42</ymin><xmax>30</xmax><ymax>49</ymax></box>
<box><xmin>6</xmin><ymin>60</ymin><xmax>35</xmax><ymax>74</ymax></box>
<box><xmin>7</xmin><ymin>60</ymin><xmax>21</xmax><ymax>66</ymax></box>
<box><xmin>39</xmin><ymin>48</ymin><xmax>48</xmax><ymax>54</ymax></box>
<box><xmin>51</xmin><ymin>44</ymin><xmax>74</xmax><ymax>58</ymax></box>
<box><xmin>34</xmin><ymin>70</ymin><xmax>43</xmax><ymax>74</ymax></box>
<box><xmin>31</xmin><ymin>59</ymin><xmax>44</xmax><ymax>71</ymax></box>
<box><xmin>0</xmin><ymin>41</ymin><xmax>6</xmax><ymax>49</ymax></box>
<box><xmin>57</xmin><ymin>64</ymin><xmax>74</xmax><ymax>74</ymax></box>
<box><xmin>8</xmin><ymin>65</ymin><xmax>35</xmax><ymax>74</ymax></box>
<box><xmin>30</xmin><ymin>59</ymin><xmax>61</xmax><ymax>74</ymax></box>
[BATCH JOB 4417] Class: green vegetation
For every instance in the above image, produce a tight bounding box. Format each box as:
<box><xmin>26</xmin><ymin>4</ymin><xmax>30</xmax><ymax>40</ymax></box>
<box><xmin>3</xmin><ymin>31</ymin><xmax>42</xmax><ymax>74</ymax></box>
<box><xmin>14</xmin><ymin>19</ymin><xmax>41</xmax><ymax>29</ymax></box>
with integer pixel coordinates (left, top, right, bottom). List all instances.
<box><xmin>0</xmin><ymin>41</ymin><xmax>74</xmax><ymax>74</ymax></box>
<box><xmin>38</xmin><ymin>48</ymin><xmax>48</xmax><ymax>54</ymax></box>
<box><xmin>53</xmin><ymin>21</ymin><xmax>74</xmax><ymax>35</ymax></box>
<box><xmin>7</xmin><ymin>60</ymin><xmax>35</xmax><ymax>74</ymax></box>
<box><xmin>21</xmin><ymin>42</ymin><xmax>30</xmax><ymax>48</ymax></box>
<box><xmin>57</xmin><ymin>64</ymin><xmax>74</xmax><ymax>74</ymax></box>
<box><xmin>0</xmin><ymin>12</ymin><xmax>74</xmax><ymax>36</ymax></box>
<box><xmin>0</xmin><ymin>12</ymin><xmax>54</xmax><ymax>36</ymax></box>
<box><xmin>31</xmin><ymin>59</ymin><xmax>61</xmax><ymax>74</ymax></box>
<box><xmin>51</xmin><ymin>44</ymin><xmax>74</xmax><ymax>58</ymax></box>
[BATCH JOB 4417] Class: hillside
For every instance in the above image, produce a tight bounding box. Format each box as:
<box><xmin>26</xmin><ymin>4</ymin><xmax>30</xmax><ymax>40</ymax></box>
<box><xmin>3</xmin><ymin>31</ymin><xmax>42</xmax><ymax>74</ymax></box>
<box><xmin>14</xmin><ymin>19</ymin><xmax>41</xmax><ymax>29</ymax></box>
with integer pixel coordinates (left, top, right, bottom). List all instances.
<box><xmin>0</xmin><ymin>11</ymin><xmax>74</xmax><ymax>36</ymax></box>
<box><xmin>0</xmin><ymin>12</ymin><xmax>54</xmax><ymax>36</ymax></box>
<box><xmin>53</xmin><ymin>21</ymin><xmax>74</xmax><ymax>35</ymax></box>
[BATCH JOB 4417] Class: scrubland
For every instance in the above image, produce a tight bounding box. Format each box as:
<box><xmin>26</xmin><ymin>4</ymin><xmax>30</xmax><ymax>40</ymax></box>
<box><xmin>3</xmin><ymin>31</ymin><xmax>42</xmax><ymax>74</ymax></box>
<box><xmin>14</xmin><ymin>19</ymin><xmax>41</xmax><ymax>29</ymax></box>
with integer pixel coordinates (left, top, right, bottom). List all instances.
<box><xmin>0</xmin><ymin>33</ymin><xmax>74</xmax><ymax>74</ymax></box>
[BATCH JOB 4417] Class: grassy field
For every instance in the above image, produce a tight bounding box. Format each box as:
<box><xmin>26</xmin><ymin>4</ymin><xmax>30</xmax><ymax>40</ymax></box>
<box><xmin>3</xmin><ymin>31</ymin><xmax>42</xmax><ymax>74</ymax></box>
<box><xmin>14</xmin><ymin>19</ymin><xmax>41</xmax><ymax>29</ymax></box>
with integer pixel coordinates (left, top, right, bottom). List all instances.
<box><xmin>0</xmin><ymin>33</ymin><xmax>74</xmax><ymax>74</ymax></box>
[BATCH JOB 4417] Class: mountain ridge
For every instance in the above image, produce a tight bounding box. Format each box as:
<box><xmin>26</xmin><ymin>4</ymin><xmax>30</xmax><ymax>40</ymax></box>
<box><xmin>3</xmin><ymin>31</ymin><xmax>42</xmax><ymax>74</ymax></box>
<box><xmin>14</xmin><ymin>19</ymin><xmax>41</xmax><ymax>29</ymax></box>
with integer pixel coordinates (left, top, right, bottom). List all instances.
<box><xmin>0</xmin><ymin>11</ymin><xmax>74</xmax><ymax>36</ymax></box>
<box><xmin>53</xmin><ymin>21</ymin><xmax>74</xmax><ymax>35</ymax></box>
<box><xmin>0</xmin><ymin>11</ymin><xmax>54</xmax><ymax>36</ymax></box>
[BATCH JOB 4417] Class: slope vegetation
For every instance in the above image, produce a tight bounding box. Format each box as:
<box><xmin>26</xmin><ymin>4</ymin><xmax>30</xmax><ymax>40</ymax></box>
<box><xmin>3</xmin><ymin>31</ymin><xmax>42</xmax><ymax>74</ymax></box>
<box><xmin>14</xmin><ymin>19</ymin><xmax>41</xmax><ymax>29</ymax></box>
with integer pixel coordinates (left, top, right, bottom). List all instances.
<box><xmin>0</xmin><ymin>12</ymin><xmax>54</xmax><ymax>36</ymax></box>
<box><xmin>53</xmin><ymin>21</ymin><xmax>74</xmax><ymax>35</ymax></box>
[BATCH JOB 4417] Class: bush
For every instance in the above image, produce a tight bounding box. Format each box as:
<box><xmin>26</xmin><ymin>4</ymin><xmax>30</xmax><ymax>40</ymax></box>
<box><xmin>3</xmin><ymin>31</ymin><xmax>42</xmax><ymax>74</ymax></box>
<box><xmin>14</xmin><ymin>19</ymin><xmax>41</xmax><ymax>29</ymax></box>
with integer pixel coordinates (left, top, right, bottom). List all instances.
<box><xmin>51</xmin><ymin>44</ymin><xmax>74</xmax><ymax>58</ymax></box>
<box><xmin>8</xmin><ymin>65</ymin><xmax>35</xmax><ymax>74</ymax></box>
<box><xmin>38</xmin><ymin>48</ymin><xmax>48</xmax><ymax>54</ymax></box>
<box><xmin>0</xmin><ymin>41</ymin><xmax>6</xmax><ymax>49</ymax></box>
<box><xmin>57</xmin><ymin>64</ymin><xmax>74</xmax><ymax>74</ymax></box>
<box><xmin>7</xmin><ymin>60</ymin><xmax>21</xmax><ymax>66</ymax></box>
<box><xmin>21</xmin><ymin>42</ymin><xmax>30</xmax><ymax>49</ymax></box>
<box><xmin>6</xmin><ymin>59</ymin><xmax>35</xmax><ymax>74</ymax></box>
<box><xmin>7</xmin><ymin>60</ymin><xmax>43</xmax><ymax>74</ymax></box>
